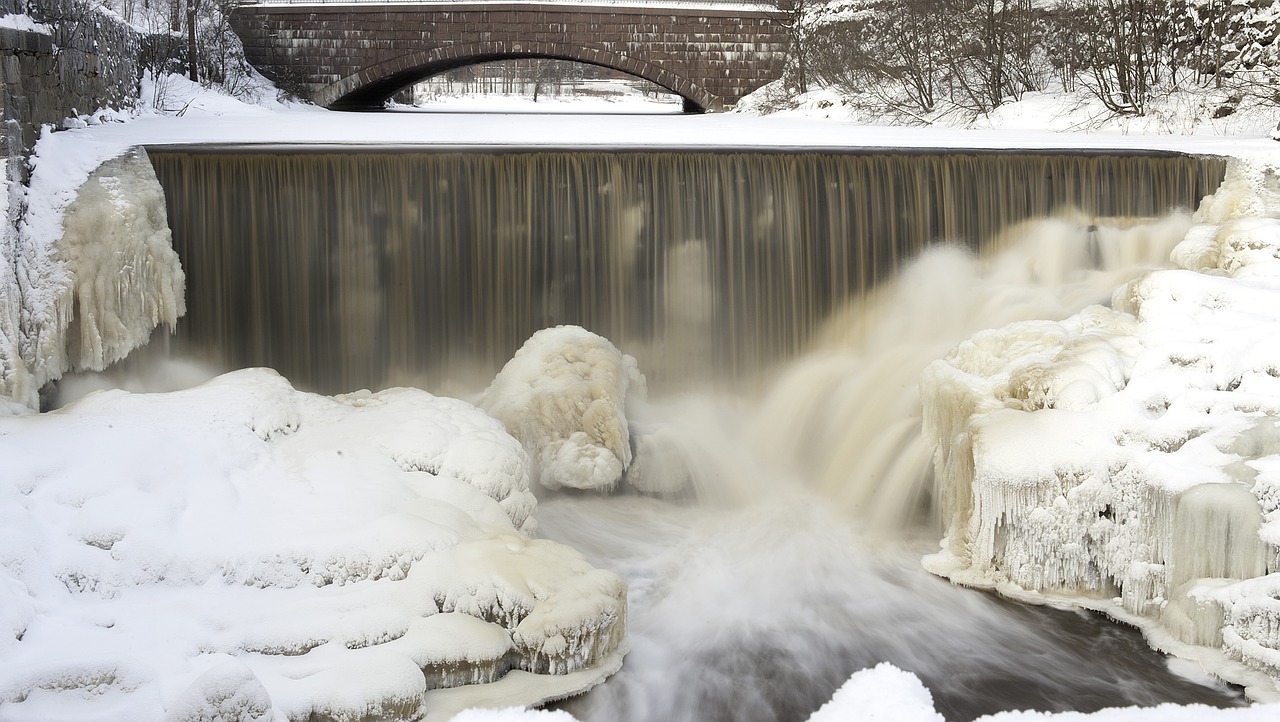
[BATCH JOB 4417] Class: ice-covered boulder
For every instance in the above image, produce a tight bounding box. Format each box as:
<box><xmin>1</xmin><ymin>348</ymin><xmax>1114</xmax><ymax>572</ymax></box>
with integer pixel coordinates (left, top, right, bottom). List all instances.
<box><xmin>0</xmin><ymin>369</ymin><xmax>627</xmax><ymax>721</ymax></box>
<box><xmin>479</xmin><ymin>326</ymin><xmax>646</xmax><ymax>492</ymax></box>
<box><xmin>922</xmin><ymin>162</ymin><xmax>1280</xmax><ymax>697</ymax></box>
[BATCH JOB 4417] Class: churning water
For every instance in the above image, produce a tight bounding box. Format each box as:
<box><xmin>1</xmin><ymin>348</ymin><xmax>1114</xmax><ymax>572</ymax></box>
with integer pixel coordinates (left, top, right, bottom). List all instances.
<box><xmin>141</xmin><ymin>146</ymin><xmax>1244</xmax><ymax>719</ymax></box>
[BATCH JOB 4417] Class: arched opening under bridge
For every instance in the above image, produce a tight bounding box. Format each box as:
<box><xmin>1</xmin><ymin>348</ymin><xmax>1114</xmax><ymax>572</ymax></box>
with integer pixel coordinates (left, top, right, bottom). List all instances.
<box><xmin>317</xmin><ymin>42</ymin><xmax>717</xmax><ymax>113</ymax></box>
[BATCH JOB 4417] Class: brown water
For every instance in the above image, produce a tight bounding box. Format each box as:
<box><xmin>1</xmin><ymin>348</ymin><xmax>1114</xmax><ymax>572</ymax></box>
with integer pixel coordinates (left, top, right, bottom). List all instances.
<box><xmin>148</xmin><ymin>149</ymin><xmax>1224</xmax><ymax>396</ymax></box>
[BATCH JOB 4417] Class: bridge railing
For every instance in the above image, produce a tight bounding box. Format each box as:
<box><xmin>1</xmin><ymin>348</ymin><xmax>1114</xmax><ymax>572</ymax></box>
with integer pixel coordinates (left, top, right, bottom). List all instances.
<box><xmin>237</xmin><ymin>0</ymin><xmax>779</xmax><ymax>10</ymax></box>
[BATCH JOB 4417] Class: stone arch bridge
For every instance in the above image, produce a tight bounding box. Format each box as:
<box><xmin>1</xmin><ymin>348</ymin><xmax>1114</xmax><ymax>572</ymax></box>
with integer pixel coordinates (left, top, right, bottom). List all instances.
<box><xmin>231</xmin><ymin>1</ymin><xmax>790</xmax><ymax>112</ymax></box>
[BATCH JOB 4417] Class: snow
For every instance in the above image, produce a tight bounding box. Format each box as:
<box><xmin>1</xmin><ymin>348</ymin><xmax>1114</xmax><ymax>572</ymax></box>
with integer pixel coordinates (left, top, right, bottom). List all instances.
<box><xmin>0</xmin><ymin>14</ymin><xmax>51</xmax><ymax>34</ymax></box>
<box><xmin>807</xmin><ymin>663</ymin><xmax>945</xmax><ymax>722</ymax></box>
<box><xmin>743</xmin><ymin>76</ymin><xmax>1279</xmax><ymax>140</ymax></box>
<box><xmin>479</xmin><ymin>327</ymin><xmax>646</xmax><ymax>492</ymax></box>
<box><xmin>0</xmin><ymin>368</ymin><xmax>626</xmax><ymax>721</ymax></box>
<box><xmin>403</xmin><ymin>90</ymin><xmax>682</xmax><ymax>114</ymax></box>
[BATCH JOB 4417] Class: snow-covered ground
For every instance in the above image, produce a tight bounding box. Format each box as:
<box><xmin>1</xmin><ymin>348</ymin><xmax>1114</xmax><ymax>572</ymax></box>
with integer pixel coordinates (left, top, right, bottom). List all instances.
<box><xmin>5</xmin><ymin>64</ymin><xmax>1280</xmax><ymax>721</ymax></box>
<box><xmin>743</xmin><ymin>79</ymin><xmax>1280</xmax><ymax>141</ymax></box>
<box><xmin>402</xmin><ymin>87</ymin><xmax>683</xmax><ymax>114</ymax></box>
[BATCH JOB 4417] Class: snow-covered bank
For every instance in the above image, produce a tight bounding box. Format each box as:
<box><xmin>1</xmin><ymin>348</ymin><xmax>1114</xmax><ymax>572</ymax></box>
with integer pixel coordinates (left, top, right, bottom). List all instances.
<box><xmin>745</xmin><ymin>83</ymin><xmax>1280</xmax><ymax>142</ymax></box>
<box><xmin>922</xmin><ymin>161</ymin><xmax>1280</xmax><ymax>699</ymax></box>
<box><xmin>0</xmin><ymin>367</ymin><xmax>626</xmax><ymax>721</ymax></box>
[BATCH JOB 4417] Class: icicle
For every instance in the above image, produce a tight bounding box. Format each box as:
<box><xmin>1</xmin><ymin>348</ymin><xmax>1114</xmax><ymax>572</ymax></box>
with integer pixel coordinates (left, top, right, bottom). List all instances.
<box><xmin>25</xmin><ymin>148</ymin><xmax>185</xmax><ymax>394</ymax></box>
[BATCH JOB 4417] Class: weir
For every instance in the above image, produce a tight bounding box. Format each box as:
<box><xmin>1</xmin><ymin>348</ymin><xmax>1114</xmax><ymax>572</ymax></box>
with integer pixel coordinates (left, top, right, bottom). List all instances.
<box><xmin>62</xmin><ymin>142</ymin><xmax>1259</xmax><ymax>719</ymax></box>
<box><xmin>148</xmin><ymin>149</ymin><xmax>1225</xmax><ymax>396</ymax></box>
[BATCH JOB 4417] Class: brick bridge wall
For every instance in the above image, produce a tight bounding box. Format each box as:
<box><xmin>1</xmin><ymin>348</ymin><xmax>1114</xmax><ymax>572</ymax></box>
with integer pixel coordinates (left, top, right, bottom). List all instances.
<box><xmin>231</xmin><ymin>2</ymin><xmax>788</xmax><ymax>111</ymax></box>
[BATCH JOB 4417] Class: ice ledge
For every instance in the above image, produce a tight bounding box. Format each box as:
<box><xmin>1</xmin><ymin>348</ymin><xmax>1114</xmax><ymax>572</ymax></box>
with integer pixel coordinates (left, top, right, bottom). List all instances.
<box><xmin>0</xmin><ymin>368</ymin><xmax>627</xmax><ymax>720</ymax></box>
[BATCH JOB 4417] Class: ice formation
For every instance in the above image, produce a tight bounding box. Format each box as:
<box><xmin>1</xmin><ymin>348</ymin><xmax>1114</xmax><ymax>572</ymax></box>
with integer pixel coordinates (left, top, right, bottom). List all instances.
<box><xmin>0</xmin><ymin>158</ymin><xmax>30</xmax><ymax>415</ymax></box>
<box><xmin>12</xmin><ymin>148</ymin><xmax>184</xmax><ymax>408</ymax></box>
<box><xmin>923</xmin><ymin>161</ymin><xmax>1280</xmax><ymax>696</ymax></box>
<box><xmin>479</xmin><ymin>326</ymin><xmax>646</xmax><ymax>492</ymax></box>
<box><xmin>0</xmin><ymin>369</ymin><xmax>626</xmax><ymax>721</ymax></box>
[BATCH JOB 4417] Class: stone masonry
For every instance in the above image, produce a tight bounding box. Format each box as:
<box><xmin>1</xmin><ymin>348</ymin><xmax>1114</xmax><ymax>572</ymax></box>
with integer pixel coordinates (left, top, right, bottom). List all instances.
<box><xmin>231</xmin><ymin>2</ymin><xmax>788</xmax><ymax>111</ymax></box>
<box><xmin>1</xmin><ymin>0</ymin><xmax>140</xmax><ymax>171</ymax></box>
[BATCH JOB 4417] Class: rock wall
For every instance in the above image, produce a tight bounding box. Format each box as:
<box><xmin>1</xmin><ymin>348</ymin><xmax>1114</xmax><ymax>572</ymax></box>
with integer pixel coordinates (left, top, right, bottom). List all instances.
<box><xmin>1</xmin><ymin>0</ymin><xmax>141</xmax><ymax>174</ymax></box>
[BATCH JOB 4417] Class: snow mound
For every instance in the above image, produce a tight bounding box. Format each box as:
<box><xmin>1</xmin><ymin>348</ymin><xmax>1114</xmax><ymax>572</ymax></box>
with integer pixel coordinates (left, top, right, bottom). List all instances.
<box><xmin>0</xmin><ymin>369</ymin><xmax>626</xmax><ymax>720</ymax></box>
<box><xmin>16</xmin><ymin>147</ymin><xmax>184</xmax><ymax>407</ymax></box>
<box><xmin>922</xmin><ymin>162</ymin><xmax>1280</xmax><ymax>697</ymax></box>
<box><xmin>807</xmin><ymin>663</ymin><xmax>944</xmax><ymax>722</ymax></box>
<box><xmin>479</xmin><ymin>326</ymin><xmax>646</xmax><ymax>492</ymax></box>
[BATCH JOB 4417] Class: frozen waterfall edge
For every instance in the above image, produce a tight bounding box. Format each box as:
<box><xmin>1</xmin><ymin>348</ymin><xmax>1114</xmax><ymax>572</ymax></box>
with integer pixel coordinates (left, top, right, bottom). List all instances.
<box><xmin>4</xmin><ymin>146</ymin><xmax>184</xmax><ymax>409</ymax></box>
<box><xmin>921</xmin><ymin>159</ymin><xmax>1280</xmax><ymax>701</ymax></box>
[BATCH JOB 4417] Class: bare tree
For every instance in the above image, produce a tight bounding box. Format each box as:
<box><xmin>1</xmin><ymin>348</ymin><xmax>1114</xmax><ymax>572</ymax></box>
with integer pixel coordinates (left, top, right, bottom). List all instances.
<box><xmin>777</xmin><ymin>0</ymin><xmax>815</xmax><ymax>94</ymax></box>
<box><xmin>811</xmin><ymin>0</ymin><xmax>944</xmax><ymax>115</ymax></box>
<box><xmin>1060</xmin><ymin>0</ymin><xmax>1171</xmax><ymax>115</ymax></box>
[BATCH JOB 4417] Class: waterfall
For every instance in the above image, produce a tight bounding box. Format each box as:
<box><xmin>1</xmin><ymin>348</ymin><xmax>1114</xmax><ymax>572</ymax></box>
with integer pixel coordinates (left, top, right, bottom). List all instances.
<box><xmin>147</xmin><ymin>149</ymin><xmax>1224</xmax><ymax>397</ymax></box>
<box><xmin>102</xmin><ymin>144</ymin><xmax>1250</xmax><ymax>719</ymax></box>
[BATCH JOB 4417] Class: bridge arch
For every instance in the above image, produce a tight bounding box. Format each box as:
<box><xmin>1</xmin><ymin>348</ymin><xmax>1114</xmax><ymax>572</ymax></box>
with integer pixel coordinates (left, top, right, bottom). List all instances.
<box><xmin>230</xmin><ymin>3</ymin><xmax>788</xmax><ymax>111</ymax></box>
<box><xmin>316</xmin><ymin>41</ymin><xmax>718</xmax><ymax>112</ymax></box>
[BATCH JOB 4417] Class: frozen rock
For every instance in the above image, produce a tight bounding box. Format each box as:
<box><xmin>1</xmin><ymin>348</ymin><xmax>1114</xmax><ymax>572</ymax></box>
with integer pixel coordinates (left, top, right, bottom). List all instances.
<box><xmin>0</xmin><ymin>369</ymin><xmax>626</xmax><ymax>720</ymax></box>
<box><xmin>479</xmin><ymin>326</ymin><xmax>646</xmax><ymax>492</ymax></box>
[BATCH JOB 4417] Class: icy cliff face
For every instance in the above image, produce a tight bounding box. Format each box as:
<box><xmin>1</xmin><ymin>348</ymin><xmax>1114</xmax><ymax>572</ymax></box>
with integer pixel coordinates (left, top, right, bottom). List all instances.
<box><xmin>922</xmin><ymin>161</ymin><xmax>1280</xmax><ymax>696</ymax></box>
<box><xmin>12</xmin><ymin>148</ymin><xmax>184</xmax><ymax>408</ymax></box>
<box><xmin>0</xmin><ymin>159</ymin><xmax>32</xmax><ymax>415</ymax></box>
<box><xmin>479</xmin><ymin>326</ymin><xmax>646</xmax><ymax>492</ymax></box>
<box><xmin>0</xmin><ymin>369</ymin><xmax>626</xmax><ymax>721</ymax></box>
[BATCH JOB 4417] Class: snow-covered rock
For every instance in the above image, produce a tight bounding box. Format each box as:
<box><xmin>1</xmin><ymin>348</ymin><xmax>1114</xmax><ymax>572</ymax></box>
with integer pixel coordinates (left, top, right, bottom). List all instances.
<box><xmin>807</xmin><ymin>663</ymin><xmax>944</xmax><ymax>722</ymax></box>
<box><xmin>479</xmin><ymin>326</ymin><xmax>646</xmax><ymax>492</ymax></box>
<box><xmin>0</xmin><ymin>369</ymin><xmax>626</xmax><ymax>721</ymax></box>
<box><xmin>922</xmin><ymin>161</ymin><xmax>1280</xmax><ymax>697</ymax></box>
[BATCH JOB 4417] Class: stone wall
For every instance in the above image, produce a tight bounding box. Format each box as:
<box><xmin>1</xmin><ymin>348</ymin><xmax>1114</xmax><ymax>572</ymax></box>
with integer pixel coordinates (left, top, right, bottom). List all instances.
<box><xmin>232</xmin><ymin>3</ymin><xmax>788</xmax><ymax>111</ymax></box>
<box><xmin>1</xmin><ymin>0</ymin><xmax>141</xmax><ymax>176</ymax></box>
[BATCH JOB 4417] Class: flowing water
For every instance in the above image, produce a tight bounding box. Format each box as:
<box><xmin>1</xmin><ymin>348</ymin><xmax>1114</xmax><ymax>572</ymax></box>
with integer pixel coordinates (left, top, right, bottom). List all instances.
<box><xmin>147</xmin><ymin>149</ymin><xmax>1222</xmax><ymax>395</ymax></box>
<box><xmin>138</xmin><ymin>145</ymin><xmax>1246</xmax><ymax>719</ymax></box>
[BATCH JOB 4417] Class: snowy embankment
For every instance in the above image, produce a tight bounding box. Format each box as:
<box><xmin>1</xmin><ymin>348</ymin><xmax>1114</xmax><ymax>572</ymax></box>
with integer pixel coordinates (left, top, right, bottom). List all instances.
<box><xmin>0</xmin><ymin>366</ymin><xmax>628</xmax><ymax>721</ymax></box>
<box><xmin>922</xmin><ymin>161</ymin><xmax>1280</xmax><ymax>700</ymax></box>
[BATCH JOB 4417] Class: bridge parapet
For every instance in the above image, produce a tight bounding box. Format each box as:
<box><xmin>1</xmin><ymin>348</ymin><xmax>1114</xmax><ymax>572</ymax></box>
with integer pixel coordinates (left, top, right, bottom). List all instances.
<box><xmin>230</xmin><ymin>1</ymin><xmax>788</xmax><ymax>111</ymax></box>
